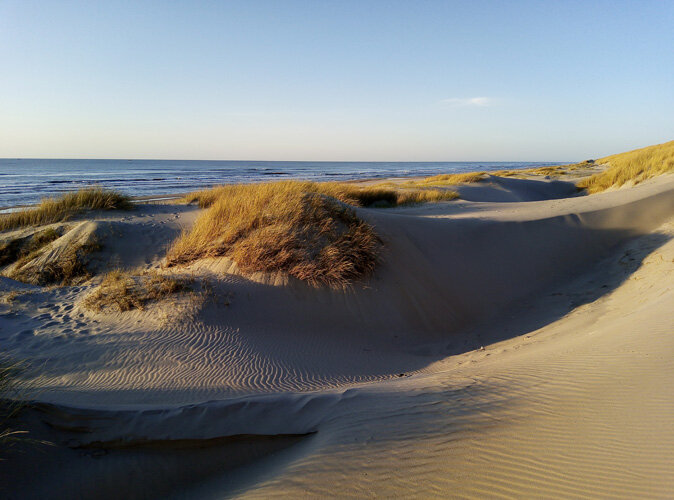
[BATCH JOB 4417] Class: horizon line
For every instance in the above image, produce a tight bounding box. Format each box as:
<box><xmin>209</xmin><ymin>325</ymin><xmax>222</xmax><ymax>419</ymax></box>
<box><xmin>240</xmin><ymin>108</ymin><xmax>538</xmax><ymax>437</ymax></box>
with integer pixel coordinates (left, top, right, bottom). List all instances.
<box><xmin>0</xmin><ymin>157</ymin><xmax>574</xmax><ymax>164</ymax></box>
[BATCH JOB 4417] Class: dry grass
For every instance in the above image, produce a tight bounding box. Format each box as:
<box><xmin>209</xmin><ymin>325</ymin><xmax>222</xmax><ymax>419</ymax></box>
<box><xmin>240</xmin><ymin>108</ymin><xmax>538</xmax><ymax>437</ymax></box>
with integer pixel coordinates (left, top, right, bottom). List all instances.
<box><xmin>169</xmin><ymin>181</ymin><xmax>389</xmax><ymax>286</ymax></box>
<box><xmin>388</xmin><ymin>188</ymin><xmax>459</xmax><ymax>205</ymax></box>
<box><xmin>2</xmin><ymin>291</ymin><xmax>20</xmax><ymax>304</ymax></box>
<box><xmin>171</xmin><ymin>180</ymin><xmax>458</xmax><ymax>286</ymax></box>
<box><xmin>401</xmin><ymin>172</ymin><xmax>488</xmax><ymax>187</ymax></box>
<box><xmin>0</xmin><ymin>227</ymin><xmax>63</xmax><ymax>268</ymax></box>
<box><xmin>0</xmin><ymin>239</ymin><xmax>23</xmax><ymax>267</ymax></box>
<box><xmin>0</xmin><ymin>188</ymin><xmax>131</xmax><ymax>232</ymax></box>
<box><xmin>83</xmin><ymin>270</ymin><xmax>190</xmax><ymax>312</ymax></box>
<box><xmin>577</xmin><ymin>140</ymin><xmax>674</xmax><ymax>193</ymax></box>
<box><xmin>183</xmin><ymin>180</ymin><xmax>457</xmax><ymax>209</ymax></box>
<box><xmin>8</xmin><ymin>238</ymin><xmax>100</xmax><ymax>286</ymax></box>
<box><xmin>493</xmin><ymin>161</ymin><xmax>594</xmax><ymax>178</ymax></box>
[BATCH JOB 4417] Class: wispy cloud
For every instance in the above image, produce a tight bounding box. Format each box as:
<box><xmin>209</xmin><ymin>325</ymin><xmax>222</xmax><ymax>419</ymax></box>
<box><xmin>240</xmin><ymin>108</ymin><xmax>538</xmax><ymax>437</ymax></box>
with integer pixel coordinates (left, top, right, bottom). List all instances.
<box><xmin>440</xmin><ymin>97</ymin><xmax>492</xmax><ymax>107</ymax></box>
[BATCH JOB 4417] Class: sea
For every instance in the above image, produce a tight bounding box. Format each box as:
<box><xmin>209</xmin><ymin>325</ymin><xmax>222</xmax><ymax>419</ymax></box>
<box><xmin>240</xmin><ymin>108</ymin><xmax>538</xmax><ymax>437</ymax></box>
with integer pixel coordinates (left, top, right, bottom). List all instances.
<box><xmin>0</xmin><ymin>158</ymin><xmax>564</xmax><ymax>208</ymax></box>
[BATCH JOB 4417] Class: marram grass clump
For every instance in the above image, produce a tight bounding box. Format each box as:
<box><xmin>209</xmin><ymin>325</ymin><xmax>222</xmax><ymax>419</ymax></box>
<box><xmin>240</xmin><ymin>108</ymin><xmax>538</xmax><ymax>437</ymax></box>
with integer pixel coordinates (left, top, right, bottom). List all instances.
<box><xmin>401</xmin><ymin>172</ymin><xmax>488</xmax><ymax>187</ymax></box>
<box><xmin>168</xmin><ymin>181</ymin><xmax>392</xmax><ymax>287</ymax></box>
<box><xmin>183</xmin><ymin>180</ymin><xmax>457</xmax><ymax>209</ymax></box>
<box><xmin>0</xmin><ymin>188</ymin><xmax>131</xmax><ymax>232</ymax></box>
<box><xmin>577</xmin><ymin>140</ymin><xmax>674</xmax><ymax>193</ymax></box>
<box><xmin>83</xmin><ymin>270</ymin><xmax>189</xmax><ymax>312</ymax></box>
<box><xmin>7</xmin><ymin>237</ymin><xmax>100</xmax><ymax>286</ymax></box>
<box><xmin>492</xmin><ymin>161</ymin><xmax>595</xmax><ymax>178</ymax></box>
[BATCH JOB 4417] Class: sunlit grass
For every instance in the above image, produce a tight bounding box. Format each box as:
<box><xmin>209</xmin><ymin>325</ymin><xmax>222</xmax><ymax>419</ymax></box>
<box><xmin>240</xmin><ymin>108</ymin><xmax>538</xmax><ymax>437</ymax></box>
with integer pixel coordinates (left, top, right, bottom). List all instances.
<box><xmin>183</xmin><ymin>180</ymin><xmax>458</xmax><ymax>209</ymax></box>
<box><xmin>168</xmin><ymin>181</ymin><xmax>384</xmax><ymax>287</ymax></box>
<box><xmin>0</xmin><ymin>188</ymin><xmax>131</xmax><ymax>232</ymax></box>
<box><xmin>400</xmin><ymin>172</ymin><xmax>488</xmax><ymax>187</ymax></box>
<box><xmin>577</xmin><ymin>140</ymin><xmax>674</xmax><ymax>193</ymax></box>
<box><xmin>493</xmin><ymin>161</ymin><xmax>595</xmax><ymax>178</ymax></box>
<box><xmin>7</xmin><ymin>235</ymin><xmax>100</xmax><ymax>286</ymax></box>
<box><xmin>172</xmin><ymin>180</ymin><xmax>459</xmax><ymax>286</ymax></box>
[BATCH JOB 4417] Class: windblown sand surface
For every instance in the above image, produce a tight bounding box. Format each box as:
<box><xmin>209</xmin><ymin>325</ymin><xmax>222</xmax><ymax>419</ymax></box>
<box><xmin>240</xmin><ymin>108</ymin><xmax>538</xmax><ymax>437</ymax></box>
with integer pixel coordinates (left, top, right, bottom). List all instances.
<box><xmin>1</xmin><ymin>173</ymin><xmax>673</xmax><ymax>498</ymax></box>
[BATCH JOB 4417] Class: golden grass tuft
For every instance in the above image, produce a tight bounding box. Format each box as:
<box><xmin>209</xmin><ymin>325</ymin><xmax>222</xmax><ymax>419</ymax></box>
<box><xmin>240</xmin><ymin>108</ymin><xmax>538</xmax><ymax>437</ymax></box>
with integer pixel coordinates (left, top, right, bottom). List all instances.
<box><xmin>169</xmin><ymin>181</ymin><xmax>389</xmax><ymax>286</ymax></box>
<box><xmin>0</xmin><ymin>188</ymin><xmax>131</xmax><ymax>232</ymax></box>
<box><xmin>577</xmin><ymin>140</ymin><xmax>674</xmax><ymax>193</ymax></box>
<box><xmin>83</xmin><ymin>270</ymin><xmax>189</xmax><ymax>312</ymax></box>
<box><xmin>401</xmin><ymin>172</ymin><xmax>488</xmax><ymax>187</ymax></box>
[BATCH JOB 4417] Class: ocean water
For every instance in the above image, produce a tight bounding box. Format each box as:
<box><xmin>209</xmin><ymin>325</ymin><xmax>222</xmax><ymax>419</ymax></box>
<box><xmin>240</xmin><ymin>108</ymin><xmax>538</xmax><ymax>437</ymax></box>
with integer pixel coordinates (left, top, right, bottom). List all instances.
<box><xmin>0</xmin><ymin>158</ymin><xmax>563</xmax><ymax>208</ymax></box>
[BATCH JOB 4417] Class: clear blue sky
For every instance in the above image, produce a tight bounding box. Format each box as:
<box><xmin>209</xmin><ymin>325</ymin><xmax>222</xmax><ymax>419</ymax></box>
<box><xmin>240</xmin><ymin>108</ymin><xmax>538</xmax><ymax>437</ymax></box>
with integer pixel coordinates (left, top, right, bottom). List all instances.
<box><xmin>1</xmin><ymin>0</ymin><xmax>672</xmax><ymax>161</ymax></box>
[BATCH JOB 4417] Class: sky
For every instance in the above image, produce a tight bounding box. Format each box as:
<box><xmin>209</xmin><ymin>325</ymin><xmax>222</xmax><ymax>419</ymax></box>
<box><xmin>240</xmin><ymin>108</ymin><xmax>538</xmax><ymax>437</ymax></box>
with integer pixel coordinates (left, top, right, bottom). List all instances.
<box><xmin>0</xmin><ymin>0</ymin><xmax>672</xmax><ymax>161</ymax></box>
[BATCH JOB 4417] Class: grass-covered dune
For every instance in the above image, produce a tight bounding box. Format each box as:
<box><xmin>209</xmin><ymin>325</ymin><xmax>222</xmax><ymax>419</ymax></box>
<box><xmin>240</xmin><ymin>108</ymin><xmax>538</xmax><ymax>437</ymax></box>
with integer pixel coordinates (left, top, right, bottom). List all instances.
<box><xmin>400</xmin><ymin>172</ymin><xmax>488</xmax><ymax>187</ymax></box>
<box><xmin>493</xmin><ymin>161</ymin><xmax>595</xmax><ymax>177</ymax></box>
<box><xmin>169</xmin><ymin>180</ymin><xmax>458</xmax><ymax>287</ymax></box>
<box><xmin>0</xmin><ymin>188</ymin><xmax>131</xmax><ymax>232</ymax></box>
<box><xmin>398</xmin><ymin>140</ymin><xmax>674</xmax><ymax>193</ymax></box>
<box><xmin>183</xmin><ymin>180</ymin><xmax>458</xmax><ymax>209</ymax></box>
<box><xmin>578</xmin><ymin>140</ymin><xmax>674</xmax><ymax>193</ymax></box>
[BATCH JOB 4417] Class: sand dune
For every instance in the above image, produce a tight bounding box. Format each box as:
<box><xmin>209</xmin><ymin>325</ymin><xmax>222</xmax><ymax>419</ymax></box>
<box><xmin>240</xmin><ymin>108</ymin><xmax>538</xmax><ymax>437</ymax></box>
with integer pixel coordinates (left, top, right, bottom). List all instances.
<box><xmin>1</xmin><ymin>174</ymin><xmax>673</xmax><ymax>498</ymax></box>
<box><xmin>244</xmin><ymin>215</ymin><xmax>674</xmax><ymax>498</ymax></box>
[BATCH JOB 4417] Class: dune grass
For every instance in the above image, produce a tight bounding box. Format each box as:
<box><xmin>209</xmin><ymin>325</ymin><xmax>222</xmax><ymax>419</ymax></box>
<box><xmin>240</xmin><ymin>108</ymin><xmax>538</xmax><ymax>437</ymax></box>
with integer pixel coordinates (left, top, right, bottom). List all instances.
<box><xmin>183</xmin><ymin>180</ymin><xmax>457</xmax><ymax>209</ymax></box>
<box><xmin>0</xmin><ymin>239</ymin><xmax>23</xmax><ymax>268</ymax></box>
<box><xmin>173</xmin><ymin>181</ymin><xmax>458</xmax><ymax>286</ymax></box>
<box><xmin>577</xmin><ymin>140</ymin><xmax>674</xmax><ymax>193</ymax></box>
<box><xmin>493</xmin><ymin>161</ymin><xmax>595</xmax><ymax>178</ymax></box>
<box><xmin>83</xmin><ymin>270</ymin><xmax>189</xmax><ymax>312</ymax></box>
<box><xmin>169</xmin><ymin>181</ymin><xmax>388</xmax><ymax>286</ymax></box>
<box><xmin>400</xmin><ymin>172</ymin><xmax>488</xmax><ymax>187</ymax></box>
<box><xmin>0</xmin><ymin>188</ymin><xmax>132</xmax><ymax>232</ymax></box>
<box><xmin>0</xmin><ymin>227</ymin><xmax>63</xmax><ymax>267</ymax></box>
<box><xmin>7</xmin><ymin>236</ymin><xmax>100</xmax><ymax>286</ymax></box>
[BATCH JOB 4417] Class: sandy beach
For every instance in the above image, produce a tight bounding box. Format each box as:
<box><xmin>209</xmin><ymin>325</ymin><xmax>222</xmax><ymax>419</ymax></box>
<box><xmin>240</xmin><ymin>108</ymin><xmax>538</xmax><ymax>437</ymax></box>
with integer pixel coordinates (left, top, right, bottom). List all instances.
<box><xmin>0</xmin><ymin>161</ymin><xmax>672</xmax><ymax>498</ymax></box>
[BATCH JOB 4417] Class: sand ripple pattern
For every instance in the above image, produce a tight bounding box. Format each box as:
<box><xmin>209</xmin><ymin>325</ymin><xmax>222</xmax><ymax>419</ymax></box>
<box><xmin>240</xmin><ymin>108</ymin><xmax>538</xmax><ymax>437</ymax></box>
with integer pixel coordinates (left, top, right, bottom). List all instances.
<box><xmin>245</xmin><ymin>309</ymin><xmax>674</xmax><ymax>498</ymax></box>
<box><xmin>23</xmin><ymin>318</ymin><xmax>398</xmax><ymax>406</ymax></box>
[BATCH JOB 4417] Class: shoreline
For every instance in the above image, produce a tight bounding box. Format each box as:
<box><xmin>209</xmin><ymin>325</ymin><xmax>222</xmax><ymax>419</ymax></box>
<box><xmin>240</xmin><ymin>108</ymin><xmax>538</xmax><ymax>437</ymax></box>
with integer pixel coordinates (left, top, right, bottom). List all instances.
<box><xmin>0</xmin><ymin>164</ymin><xmax>599</xmax><ymax>213</ymax></box>
<box><xmin>0</xmin><ymin>160</ymin><xmax>574</xmax><ymax>211</ymax></box>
